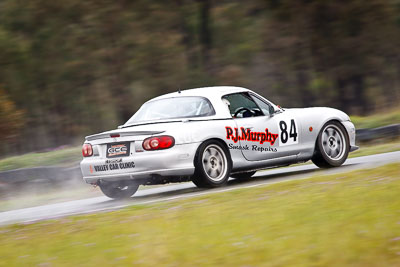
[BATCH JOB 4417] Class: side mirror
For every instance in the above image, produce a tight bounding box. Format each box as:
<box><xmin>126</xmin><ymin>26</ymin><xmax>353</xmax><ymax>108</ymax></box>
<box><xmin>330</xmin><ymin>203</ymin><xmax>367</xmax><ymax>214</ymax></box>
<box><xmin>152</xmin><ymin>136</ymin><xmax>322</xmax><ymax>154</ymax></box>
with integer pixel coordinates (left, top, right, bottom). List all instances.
<box><xmin>269</xmin><ymin>105</ymin><xmax>275</xmax><ymax>116</ymax></box>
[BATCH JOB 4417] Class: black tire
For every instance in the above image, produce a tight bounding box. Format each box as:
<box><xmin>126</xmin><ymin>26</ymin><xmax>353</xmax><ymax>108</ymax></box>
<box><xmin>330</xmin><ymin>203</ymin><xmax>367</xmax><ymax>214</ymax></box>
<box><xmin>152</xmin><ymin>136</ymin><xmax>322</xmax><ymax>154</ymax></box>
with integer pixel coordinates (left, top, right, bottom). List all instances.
<box><xmin>231</xmin><ymin>171</ymin><xmax>256</xmax><ymax>180</ymax></box>
<box><xmin>312</xmin><ymin>121</ymin><xmax>349</xmax><ymax>168</ymax></box>
<box><xmin>192</xmin><ymin>140</ymin><xmax>232</xmax><ymax>188</ymax></box>
<box><xmin>99</xmin><ymin>181</ymin><xmax>139</xmax><ymax>199</ymax></box>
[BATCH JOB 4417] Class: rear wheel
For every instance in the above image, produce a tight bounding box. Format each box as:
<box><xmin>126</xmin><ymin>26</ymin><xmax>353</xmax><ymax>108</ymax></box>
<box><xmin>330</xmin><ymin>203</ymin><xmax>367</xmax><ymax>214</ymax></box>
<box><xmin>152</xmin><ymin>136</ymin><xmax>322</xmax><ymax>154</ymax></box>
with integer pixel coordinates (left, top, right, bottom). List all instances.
<box><xmin>312</xmin><ymin>121</ymin><xmax>349</xmax><ymax>168</ymax></box>
<box><xmin>192</xmin><ymin>140</ymin><xmax>232</xmax><ymax>188</ymax></box>
<box><xmin>99</xmin><ymin>181</ymin><xmax>139</xmax><ymax>199</ymax></box>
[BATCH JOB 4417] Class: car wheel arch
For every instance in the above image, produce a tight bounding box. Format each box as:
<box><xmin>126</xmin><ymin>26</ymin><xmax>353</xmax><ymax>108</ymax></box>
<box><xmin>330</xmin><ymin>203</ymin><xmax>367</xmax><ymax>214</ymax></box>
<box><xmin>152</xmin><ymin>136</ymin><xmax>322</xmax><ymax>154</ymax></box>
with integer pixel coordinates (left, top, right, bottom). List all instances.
<box><xmin>313</xmin><ymin>119</ymin><xmax>349</xmax><ymax>151</ymax></box>
<box><xmin>312</xmin><ymin>119</ymin><xmax>350</xmax><ymax>168</ymax></box>
<box><xmin>191</xmin><ymin>138</ymin><xmax>233</xmax><ymax>188</ymax></box>
<box><xmin>194</xmin><ymin>138</ymin><xmax>233</xmax><ymax>165</ymax></box>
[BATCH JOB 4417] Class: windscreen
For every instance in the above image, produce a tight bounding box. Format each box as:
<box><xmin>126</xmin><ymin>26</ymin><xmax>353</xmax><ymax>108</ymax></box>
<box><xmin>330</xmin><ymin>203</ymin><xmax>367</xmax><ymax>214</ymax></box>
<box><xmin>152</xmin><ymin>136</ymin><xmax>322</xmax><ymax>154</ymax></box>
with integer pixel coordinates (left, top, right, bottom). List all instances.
<box><xmin>124</xmin><ymin>96</ymin><xmax>215</xmax><ymax>125</ymax></box>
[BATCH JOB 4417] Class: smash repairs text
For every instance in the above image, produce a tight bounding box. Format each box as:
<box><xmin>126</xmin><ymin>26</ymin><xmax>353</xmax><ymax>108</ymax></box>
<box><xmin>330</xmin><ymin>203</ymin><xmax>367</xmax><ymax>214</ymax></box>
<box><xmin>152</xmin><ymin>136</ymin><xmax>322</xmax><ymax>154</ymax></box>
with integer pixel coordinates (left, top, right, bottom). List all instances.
<box><xmin>228</xmin><ymin>143</ymin><xmax>277</xmax><ymax>152</ymax></box>
<box><xmin>226</xmin><ymin>127</ymin><xmax>279</xmax><ymax>145</ymax></box>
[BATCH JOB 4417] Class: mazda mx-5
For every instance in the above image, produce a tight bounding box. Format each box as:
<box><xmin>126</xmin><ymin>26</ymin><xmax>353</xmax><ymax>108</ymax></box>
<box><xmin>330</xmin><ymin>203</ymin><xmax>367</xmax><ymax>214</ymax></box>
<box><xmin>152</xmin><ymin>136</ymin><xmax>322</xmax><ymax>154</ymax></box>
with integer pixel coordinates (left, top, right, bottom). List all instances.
<box><xmin>80</xmin><ymin>86</ymin><xmax>358</xmax><ymax>198</ymax></box>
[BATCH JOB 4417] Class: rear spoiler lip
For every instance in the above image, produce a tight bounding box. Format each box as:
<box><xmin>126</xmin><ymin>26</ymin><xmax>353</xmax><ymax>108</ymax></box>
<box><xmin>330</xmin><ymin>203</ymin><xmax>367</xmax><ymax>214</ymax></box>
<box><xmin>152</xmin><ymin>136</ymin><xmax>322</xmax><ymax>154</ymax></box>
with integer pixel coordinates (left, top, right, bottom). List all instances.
<box><xmin>119</xmin><ymin>119</ymin><xmax>183</xmax><ymax>129</ymax></box>
<box><xmin>85</xmin><ymin>131</ymin><xmax>165</xmax><ymax>141</ymax></box>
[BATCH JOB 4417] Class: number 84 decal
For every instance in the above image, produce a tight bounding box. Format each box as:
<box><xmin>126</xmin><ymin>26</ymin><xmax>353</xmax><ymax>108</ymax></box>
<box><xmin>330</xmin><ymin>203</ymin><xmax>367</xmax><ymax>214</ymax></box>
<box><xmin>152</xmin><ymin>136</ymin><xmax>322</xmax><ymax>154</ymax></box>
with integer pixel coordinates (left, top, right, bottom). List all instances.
<box><xmin>279</xmin><ymin>119</ymin><xmax>298</xmax><ymax>146</ymax></box>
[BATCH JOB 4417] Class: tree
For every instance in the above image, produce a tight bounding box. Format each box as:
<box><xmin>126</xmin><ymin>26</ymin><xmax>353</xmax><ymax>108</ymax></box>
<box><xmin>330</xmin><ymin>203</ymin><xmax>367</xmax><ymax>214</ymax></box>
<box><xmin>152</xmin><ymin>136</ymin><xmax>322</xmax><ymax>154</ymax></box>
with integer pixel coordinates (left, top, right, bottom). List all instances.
<box><xmin>0</xmin><ymin>89</ymin><xmax>24</xmax><ymax>151</ymax></box>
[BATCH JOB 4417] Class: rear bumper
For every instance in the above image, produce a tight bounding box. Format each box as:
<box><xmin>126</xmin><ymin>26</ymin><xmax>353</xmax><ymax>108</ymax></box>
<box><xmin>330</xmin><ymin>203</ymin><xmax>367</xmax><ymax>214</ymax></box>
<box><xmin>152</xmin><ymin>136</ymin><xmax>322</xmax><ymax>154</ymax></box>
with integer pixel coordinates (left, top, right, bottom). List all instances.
<box><xmin>80</xmin><ymin>142</ymin><xmax>199</xmax><ymax>184</ymax></box>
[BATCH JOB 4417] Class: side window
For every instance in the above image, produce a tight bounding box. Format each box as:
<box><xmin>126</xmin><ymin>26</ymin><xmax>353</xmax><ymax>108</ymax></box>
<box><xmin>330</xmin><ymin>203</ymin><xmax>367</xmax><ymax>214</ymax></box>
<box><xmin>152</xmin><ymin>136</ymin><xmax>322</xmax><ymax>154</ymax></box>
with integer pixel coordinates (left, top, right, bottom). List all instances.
<box><xmin>222</xmin><ymin>93</ymin><xmax>263</xmax><ymax>118</ymax></box>
<box><xmin>251</xmin><ymin>95</ymin><xmax>273</xmax><ymax>116</ymax></box>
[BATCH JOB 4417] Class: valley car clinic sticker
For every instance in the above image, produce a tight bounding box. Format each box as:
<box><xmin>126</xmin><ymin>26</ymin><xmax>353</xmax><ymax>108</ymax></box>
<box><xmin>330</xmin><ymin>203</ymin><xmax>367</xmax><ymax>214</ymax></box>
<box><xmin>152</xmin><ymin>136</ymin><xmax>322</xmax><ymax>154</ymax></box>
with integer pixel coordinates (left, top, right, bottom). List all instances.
<box><xmin>278</xmin><ymin>118</ymin><xmax>298</xmax><ymax>146</ymax></box>
<box><xmin>91</xmin><ymin>161</ymin><xmax>136</xmax><ymax>172</ymax></box>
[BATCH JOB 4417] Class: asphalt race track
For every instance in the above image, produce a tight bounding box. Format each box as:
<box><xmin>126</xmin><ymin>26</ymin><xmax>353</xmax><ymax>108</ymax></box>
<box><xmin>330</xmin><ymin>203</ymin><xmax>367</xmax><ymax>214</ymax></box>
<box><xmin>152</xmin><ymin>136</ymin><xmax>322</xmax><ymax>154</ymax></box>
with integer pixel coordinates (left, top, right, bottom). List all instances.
<box><xmin>0</xmin><ymin>151</ymin><xmax>399</xmax><ymax>226</ymax></box>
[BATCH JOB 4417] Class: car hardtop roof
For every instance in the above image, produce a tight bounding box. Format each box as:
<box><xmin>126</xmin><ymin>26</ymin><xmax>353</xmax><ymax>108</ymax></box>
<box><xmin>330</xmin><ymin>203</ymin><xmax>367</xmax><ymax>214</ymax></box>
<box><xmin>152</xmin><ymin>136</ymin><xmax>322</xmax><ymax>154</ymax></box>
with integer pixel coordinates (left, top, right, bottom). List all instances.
<box><xmin>148</xmin><ymin>86</ymin><xmax>250</xmax><ymax>103</ymax></box>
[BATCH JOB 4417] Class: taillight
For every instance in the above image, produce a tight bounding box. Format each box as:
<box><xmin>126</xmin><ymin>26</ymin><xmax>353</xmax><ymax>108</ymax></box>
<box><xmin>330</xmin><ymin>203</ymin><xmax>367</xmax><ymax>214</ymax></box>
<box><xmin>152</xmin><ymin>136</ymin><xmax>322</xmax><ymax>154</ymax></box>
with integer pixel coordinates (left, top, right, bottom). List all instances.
<box><xmin>82</xmin><ymin>143</ymin><xmax>93</xmax><ymax>157</ymax></box>
<box><xmin>142</xmin><ymin>136</ymin><xmax>175</xmax><ymax>151</ymax></box>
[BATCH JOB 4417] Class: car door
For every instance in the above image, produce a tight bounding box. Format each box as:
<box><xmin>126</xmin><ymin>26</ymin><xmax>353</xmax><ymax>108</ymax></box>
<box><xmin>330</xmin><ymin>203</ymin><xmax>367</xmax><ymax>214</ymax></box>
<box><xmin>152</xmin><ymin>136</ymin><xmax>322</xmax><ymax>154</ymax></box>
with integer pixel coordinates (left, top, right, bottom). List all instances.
<box><xmin>223</xmin><ymin>92</ymin><xmax>301</xmax><ymax>161</ymax></box>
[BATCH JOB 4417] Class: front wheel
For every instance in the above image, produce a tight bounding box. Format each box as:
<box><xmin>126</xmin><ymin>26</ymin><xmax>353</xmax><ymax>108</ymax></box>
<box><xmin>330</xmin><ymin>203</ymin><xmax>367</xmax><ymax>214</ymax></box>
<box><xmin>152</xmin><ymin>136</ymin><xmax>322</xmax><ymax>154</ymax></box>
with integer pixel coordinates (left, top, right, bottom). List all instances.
<box><xmin>312</xmin><ymin>121</ymin><xmax>349</xmax><ymax>168</ymax></box>
<box><xmin>99</xmin><ymin>181</ymin><xmax>139</xmax><ymax>199</ymax></box>
<box><xmin>192</xmin><ymin>140</ymin><xmax>232</xmax><ymax>188</ymax></box>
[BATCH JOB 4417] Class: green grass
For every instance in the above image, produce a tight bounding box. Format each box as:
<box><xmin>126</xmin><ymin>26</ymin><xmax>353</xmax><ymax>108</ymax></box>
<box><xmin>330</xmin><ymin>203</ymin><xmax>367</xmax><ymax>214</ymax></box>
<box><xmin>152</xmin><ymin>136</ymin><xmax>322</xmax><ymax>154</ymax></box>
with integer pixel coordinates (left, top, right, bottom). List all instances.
<box><xmin>349</xmin><ymin>138</ymin><xmax>400</xmax><ymax>158</ymax></box>
<box><xmin>0</xmin><ymin>163</ymin><xmax>399</xmax><ymax>266</ymax></box>
<box><xmin>350</xmin><ymin>108</ymin><xmax>400</xmax><ymax>129</ymax></box>
<box><xmin>0</xmin><ymin>146</ymin><xmax>81</xmax><ymax>171</ymax></box>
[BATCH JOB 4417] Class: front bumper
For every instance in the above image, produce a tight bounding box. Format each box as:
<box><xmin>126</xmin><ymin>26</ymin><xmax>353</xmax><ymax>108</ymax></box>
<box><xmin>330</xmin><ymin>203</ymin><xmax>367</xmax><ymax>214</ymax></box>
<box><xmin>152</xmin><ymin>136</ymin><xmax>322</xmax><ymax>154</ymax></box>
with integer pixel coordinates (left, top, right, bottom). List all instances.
<box><xmin>80</xmin><ymin>142</ymin><xmax>199</xmax><ymax>184</ymax></box>
<box><xmin>350</xmin><ymin>145</ymin><xmax>359</xmax><ymax>152</ymax></box>
<box><xmin>342</xmin><ymin>121</ymin><xmax>357</xmax><ymax>151</ymax></box>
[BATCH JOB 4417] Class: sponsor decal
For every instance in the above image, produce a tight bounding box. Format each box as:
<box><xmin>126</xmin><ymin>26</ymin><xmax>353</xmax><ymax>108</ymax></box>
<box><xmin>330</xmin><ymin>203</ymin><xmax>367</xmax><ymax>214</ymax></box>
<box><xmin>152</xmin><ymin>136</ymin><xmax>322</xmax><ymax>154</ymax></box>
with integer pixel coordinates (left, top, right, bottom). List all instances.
<box><xmin>251</xmin><ymin>145</ymin><xmax>277</xmax><ymax>152</ymax></box>
<box><xmin>279</xmin><ymin>119</ymin><xmax>298</xmax><ymax>146</ymax></box>
<box><xmin>91</xmin><ymin>161</ymin><xmax>135</xmax><ymax>172</ymax></box>
<box><xmin>106</xmin><ymin>142</ymin><xmax>130</xmax><ymax>158</ymax></box>
<box><xmin>119</xmin><ymin>162</ymin><xmax>136</xmax><ymax>169</ymax></box>
<box><xmin>228</xmin><ymin>144</ymin><xmax>250</xmax><ymax>150</ymax></box>
<box><xmin>225</xmin><ymin>127</ymin><xmax>279</xmax><ymax>145</ymax></box>
<box><xmin>228</xmin><ymin>143</ymin><xmax>277</xmax><ymax>152</ymax></box>
<box><xmin>105</xmin><ymin>158</ymin><xmax>122</xmax><ymax>164</ymax></box>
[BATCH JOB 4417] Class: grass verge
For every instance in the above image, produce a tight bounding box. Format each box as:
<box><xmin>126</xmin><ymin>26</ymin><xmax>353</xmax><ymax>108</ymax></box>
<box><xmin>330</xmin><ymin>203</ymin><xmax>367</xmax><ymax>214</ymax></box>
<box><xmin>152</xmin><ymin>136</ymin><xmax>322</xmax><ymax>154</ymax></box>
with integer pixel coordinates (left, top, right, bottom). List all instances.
<box><xmin>0</xmin><ymin>163</ymin><xmax>399</xmax><ymax>266</ymax></box>
<box><xmin>350</xmin><ymin>108</ymin><xmax>400</xmax><ymax>129</ymax></box>
<box><xmin>349</xmin><ymin>138</ymin><xmax>400</xmax><ymax>158</ymax></box>
<box><xmin>0</xmin><ymin>146</ymin><xmax>81</xmax><ymax>171</ymax></box>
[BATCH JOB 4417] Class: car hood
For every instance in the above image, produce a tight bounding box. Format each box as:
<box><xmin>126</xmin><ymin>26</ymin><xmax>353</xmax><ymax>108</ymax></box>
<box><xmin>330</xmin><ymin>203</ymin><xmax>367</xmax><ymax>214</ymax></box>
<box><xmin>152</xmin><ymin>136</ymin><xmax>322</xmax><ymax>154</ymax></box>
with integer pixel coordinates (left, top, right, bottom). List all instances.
<box><xmin>282</xmin><ymin>107</ymin><xmax>350</xmax><ymax>121</ymax></box>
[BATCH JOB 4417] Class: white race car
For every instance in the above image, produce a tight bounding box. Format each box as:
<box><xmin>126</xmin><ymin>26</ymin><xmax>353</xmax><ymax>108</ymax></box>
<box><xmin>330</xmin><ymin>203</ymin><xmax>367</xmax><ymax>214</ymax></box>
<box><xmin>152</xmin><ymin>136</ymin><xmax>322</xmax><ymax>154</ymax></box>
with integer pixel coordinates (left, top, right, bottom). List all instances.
<box><xmin>80</xmin><ymin>86</ymin><xmax>358</xmax><ymax>198</ymax></box>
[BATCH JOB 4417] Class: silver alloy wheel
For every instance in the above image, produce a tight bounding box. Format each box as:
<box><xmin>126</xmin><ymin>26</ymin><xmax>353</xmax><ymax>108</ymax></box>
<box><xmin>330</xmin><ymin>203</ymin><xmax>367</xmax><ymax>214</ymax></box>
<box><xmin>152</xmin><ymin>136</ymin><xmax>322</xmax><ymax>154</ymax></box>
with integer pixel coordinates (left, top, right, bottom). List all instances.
<box><xmin>321</xmin><ymin>124</ymin><xmax>346</xmax><ymax>160</ymax></box>
<box><xmin>202</xmin><ymin>144</ymin><xmax>228</xmax><ymax>182</ymax></box>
